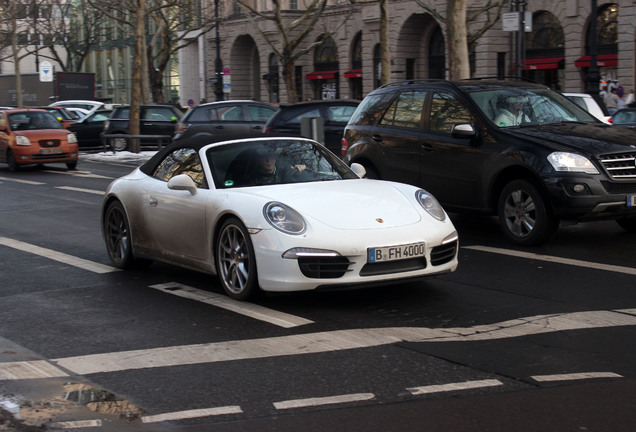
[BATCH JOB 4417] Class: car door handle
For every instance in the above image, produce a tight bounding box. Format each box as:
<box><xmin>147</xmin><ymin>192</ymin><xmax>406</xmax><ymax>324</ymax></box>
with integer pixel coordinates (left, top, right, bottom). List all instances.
<box><xmin>148</xmin><ymin>196</ymin><xmax>158</xmax><ymax>207</ymax></box>
<box><xmin>252</xmin><ymin>126</ymin><xmax>262</xmax><ymax>130</ymax></box>
<box><xmin>215</xmin><ymin>125</ymin><xmax>225</xmax><ymax>129</ymax></box>
<box><xmin>422</xmin><ymin>143</ymin><xmax>434</xmax><ymax>152</ymax></box>
<box><xmin>372</xmin><ymin>134</ymin><xmax>383</xmax><ymax>142</ymax></box>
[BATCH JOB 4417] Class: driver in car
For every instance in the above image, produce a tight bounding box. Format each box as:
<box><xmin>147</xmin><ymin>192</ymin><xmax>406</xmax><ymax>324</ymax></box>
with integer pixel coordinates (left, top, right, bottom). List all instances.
<box><xmin>248</xmin><ymin>147</ymin><xmax>307</xmax><ymax>185</ymax></box>
<box><xmin>494</xmin><ymin>95</ymin><xmax>531</xmax><ymax>127</ymax></box>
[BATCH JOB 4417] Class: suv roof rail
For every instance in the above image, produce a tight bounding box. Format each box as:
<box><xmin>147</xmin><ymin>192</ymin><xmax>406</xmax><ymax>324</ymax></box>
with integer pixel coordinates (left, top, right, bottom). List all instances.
<box><xmin>466</xmin><ymin>76</ymin><xmax>544</xmax><ymax>85</ymax></box>
<box><xmin>379</xmin><ymin>79</ymin><xmax>453</xmax><ymax>89</ymax></box>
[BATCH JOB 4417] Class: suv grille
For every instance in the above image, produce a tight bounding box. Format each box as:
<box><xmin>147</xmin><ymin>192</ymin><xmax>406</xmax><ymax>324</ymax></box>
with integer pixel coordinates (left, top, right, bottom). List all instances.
<box><xmin>599</xmin><ymin>152</ymin><xmax>636</xmax><ymax>179</ymax></box>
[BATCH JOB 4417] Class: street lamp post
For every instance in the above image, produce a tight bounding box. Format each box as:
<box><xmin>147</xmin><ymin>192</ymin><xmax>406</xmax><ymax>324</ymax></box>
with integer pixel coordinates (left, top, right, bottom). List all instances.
<box><xmin>214</xmin><ymin>0</ymin><xmax>224</xmax><ymax>101</ymax></box>
<box><xmin>586</xmin><ymin>0</ymin><xmax>603</xmax><ymax>109</ymax></box>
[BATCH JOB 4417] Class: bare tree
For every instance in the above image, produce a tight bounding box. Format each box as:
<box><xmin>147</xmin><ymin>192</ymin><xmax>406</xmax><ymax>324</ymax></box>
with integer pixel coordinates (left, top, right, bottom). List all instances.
<box><xmin>236</xmin><ymin>0</ymin><xmax>352</xmax><ymax>103</ymax></box>
<box><xmin>414</xmin><ymin>0</ymin><xmax>505</xmax><ymax>80</ymax></box>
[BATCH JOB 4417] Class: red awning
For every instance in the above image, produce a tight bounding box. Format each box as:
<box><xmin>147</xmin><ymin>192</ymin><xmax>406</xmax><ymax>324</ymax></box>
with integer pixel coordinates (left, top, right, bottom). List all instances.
<box><xmin>522</xmin><ymin>57</ymin><xmax>564</xmax><ymax>70</ymax></box>
<box><xmin>344</xmin><ymin>69</ymin><xmax>363</xmax><ymax>78</ymax></box>
<box><xmin>574</xmin><ymin>54</ymin><xmax>618</xmax><ymax>68</ymax></box>
<box><xmin>306</xmin><ymin>70</ymin><xmax>338</xmax><ymax>80</ymax></box>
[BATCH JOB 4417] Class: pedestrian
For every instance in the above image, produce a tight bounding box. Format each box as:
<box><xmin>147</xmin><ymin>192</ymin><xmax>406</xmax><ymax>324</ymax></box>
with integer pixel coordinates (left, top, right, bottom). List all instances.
<box><xmin>625</xmin><ymin>89</ymin><xmax>635</xmax><ymax>107</ymax></box>
<box><xmin>605</xmin><ymin>88</ymin><xmax>620</xmax><ymax>115</ymax></box>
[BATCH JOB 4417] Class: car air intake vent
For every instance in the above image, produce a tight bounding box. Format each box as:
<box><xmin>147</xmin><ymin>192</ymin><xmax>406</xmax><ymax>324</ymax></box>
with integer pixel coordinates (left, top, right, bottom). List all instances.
<box><xmin>430</xmin><ymin>240</ymin><xmax>458</xmax><ymax>266</ymax></box>
<box><xmin>360</xmin><ymin>258</ymin><xmax>427</xmax><ymax>276</ymax></box>
<box><xmin>599</xmin><ymin>152</ymin><xmax>636</xmax><ymax>179</ymax></box>
<box><xmin>298</xmin><ymin>256</ymin><xmax>351</xmax><ymax>278</ymax></box>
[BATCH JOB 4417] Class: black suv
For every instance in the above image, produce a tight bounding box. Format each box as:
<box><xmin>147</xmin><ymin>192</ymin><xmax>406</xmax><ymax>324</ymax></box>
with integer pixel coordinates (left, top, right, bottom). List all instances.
<box><xmin>342</xmin><ymin>78</ymin><xmax>636</xmax><ymax>245</ymax></box>
<box><xmin>265</xmin><ymin>100</ymin><xmax>359</xmax><ymax>155</ymax></box>
<box><xmin>173</xmin><ymin>100</ymin><xmax>278</xmax><ymax>142</ymax></box>
<box><xmin>102</xmin><ymin>104</ymin><xmax>183</xmax><ymax>151</ymax></box>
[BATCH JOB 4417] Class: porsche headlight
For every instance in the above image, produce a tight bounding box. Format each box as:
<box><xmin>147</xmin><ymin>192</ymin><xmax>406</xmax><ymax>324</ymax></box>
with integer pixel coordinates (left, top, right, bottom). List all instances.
<box><xmin>415</xmin><ymin>189</ymin><xmax>446</xmax><ymax>221</ymax></box>
<box><xmin>547</xmin><ymin>152</ymin><xmax>599</xmax><ymax>174</ymax></box>
<box><xmin>16</xmin><ymin>136</ymin><xmax>31</xmax><ymax>146</ymax></box>
<box><xmin>264</xmin><ymin>202</ymin><xmax>306</xmax><ymax>235</ymax></box>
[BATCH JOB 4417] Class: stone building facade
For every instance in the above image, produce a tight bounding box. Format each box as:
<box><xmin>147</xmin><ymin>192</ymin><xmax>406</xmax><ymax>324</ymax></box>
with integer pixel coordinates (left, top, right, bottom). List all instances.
<box><xmin>178</xmin><ymin>0</ymin><xmax>634</xmax><ymax>107</ymax></box>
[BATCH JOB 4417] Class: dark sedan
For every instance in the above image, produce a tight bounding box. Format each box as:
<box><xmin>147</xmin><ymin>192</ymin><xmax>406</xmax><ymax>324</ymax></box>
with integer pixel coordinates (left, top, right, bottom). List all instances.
<box><xmin>67</xmin><ymin>109</ymin><xmax>112</xmax><ymax>149</ymax></box>
<box><xmin>264</xmin><ymin>100</ymin><xmax>359</xmax><ymax>155</ymax></box>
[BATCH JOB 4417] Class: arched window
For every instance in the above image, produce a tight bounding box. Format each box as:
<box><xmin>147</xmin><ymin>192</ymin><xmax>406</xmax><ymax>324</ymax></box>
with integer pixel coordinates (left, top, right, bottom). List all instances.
<box><xmin>428</xmin><ymin>25</ymin><xmax>445</xmax><ymax>79</ymax></box>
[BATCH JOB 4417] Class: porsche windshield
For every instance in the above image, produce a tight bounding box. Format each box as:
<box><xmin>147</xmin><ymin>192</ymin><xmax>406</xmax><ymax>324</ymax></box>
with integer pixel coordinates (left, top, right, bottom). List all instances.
<box><xmin>207</xmin><ymin>138</ymin><xmax>358</xmax><ymax>188</ymax></box>
<box><xmin>468</xmin><ymin>88</ymin><xmax>598</xmax><ymax>128</ymax></box>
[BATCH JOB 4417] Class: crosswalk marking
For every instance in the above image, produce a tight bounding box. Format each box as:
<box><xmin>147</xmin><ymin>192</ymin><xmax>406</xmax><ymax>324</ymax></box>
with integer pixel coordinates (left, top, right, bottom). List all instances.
<box><xmin>141</xmin><ymin>406</ymin><xmax>243</xmax><ymax>423</ymax></box>
<box><xmin>531</xmin><ymin>372</ymin><xmax>623</xmax><ymax>382</ymax></box>
<box><xmin>47</xmin><ymin>309</ymin><xmax>636</xmax><ymax>375</ymax></box>
<box><xmin>150</xmin><ymin>282</ymin><xmax>314</xmax><ymax>328</ymax></box>
<box><xmin>274</xmin><ymin>393</ymin><xmax>375</xmax><ymax>410</ymax></box>
<box><xmin>0</xmin><ymin>176</ymin><xmax>45</xmax><ymax>185</ymax></box>
<box><xmin>55</xmin><ymin>186</ymin><xmax>104</xmax><ymax>195</ymax></box>
<box><xmin>0</xmin><ymin>360</ymin><xmax>68</xmax><ymax>380</ymax></box>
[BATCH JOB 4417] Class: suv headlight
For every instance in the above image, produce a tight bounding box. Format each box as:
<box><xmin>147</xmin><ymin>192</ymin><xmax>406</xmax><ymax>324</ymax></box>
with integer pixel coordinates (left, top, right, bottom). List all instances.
<box><xmin>264</xmin><ymin>202</ymin><xmax>306</xmax><ymax>235</ymax></box>
<box><xmin>416</xmin><ymin>190</ymin><xmax>446</xmax><ymax>221</ymax></box>
<box><xmin>16</xmin><ymin>136</ymin><xmax>31</xmax><ymax>146</ymax></box>
<box><xmin>548</xmin><ymin>152</ymin><xmax>599</xmax><ymax>174</ymax></box>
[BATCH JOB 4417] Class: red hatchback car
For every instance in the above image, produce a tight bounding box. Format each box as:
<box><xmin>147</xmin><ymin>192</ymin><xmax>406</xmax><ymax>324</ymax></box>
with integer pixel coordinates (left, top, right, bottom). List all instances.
<box><xmin>0</xmin><ymin>109</ymin><xmax>79</xmax><ymax>171</ymax></box>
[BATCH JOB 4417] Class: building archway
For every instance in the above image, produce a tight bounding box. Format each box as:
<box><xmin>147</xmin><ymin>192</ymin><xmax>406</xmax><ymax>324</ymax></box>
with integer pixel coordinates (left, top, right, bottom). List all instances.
<box><xmin>229</xmin><ymin>34</ymin><xmax>261</xmax><ymax>100</ymax></box>
<box><xmin>523</xmin><ymin>11</ymin><xmax>565</xmax><ymax>88</ymax></box>
<box><xmin>307</xmin><ymin>35</ymin><xmax>339</xmax><ymax>100</ymax></box>
<box><xmin>395</xmin><ymin>14</ymin><xmax>443</xmax><ymax>80</ymax></box>
<box><xmin>345</xmin><ymin>32</ymin><xmax>363</xmax><ymax>100</ymax></box>
<box><xmin>576</xmin><ymin>3</ymin><xmax>618</xmax><ymax>88</ymax></box>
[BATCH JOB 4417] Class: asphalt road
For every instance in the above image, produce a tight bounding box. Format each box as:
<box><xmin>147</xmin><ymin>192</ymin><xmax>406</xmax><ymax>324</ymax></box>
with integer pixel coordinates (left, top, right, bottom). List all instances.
<box><xmin>1</xmin><ymin>157</ymin><xmax>635</xmax><ymax>431</ymax></box>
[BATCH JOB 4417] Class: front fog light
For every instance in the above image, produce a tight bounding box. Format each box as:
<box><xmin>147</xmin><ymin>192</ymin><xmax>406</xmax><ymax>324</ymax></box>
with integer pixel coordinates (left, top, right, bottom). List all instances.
<box><xmin>573</xmin><ymin>184</ymin><xmax>586</xmax><ymax>193</ymax></box>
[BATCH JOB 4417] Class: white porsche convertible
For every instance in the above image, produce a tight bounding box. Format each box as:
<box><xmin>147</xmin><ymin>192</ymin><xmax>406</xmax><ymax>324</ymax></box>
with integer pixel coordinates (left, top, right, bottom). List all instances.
<box><xmin>102</xmin><ymin>133</ymin><xmax>459</xmax><ymax>300</ymax></box>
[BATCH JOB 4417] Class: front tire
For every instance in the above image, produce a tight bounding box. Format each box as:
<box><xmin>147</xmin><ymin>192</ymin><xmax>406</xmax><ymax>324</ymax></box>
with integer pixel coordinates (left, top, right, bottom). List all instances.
<box><xmin>7</xmin><ymin>150</ymin><xmax>18</xmax><ymax>172</ymax></box>
<box><xmin>103</xmin><ymin>200</ymin><xmax>135</xmax><ymax>268</ymax></box>
<box><xmin>66</xmin><ymin>161</ymin><xmax>77</xmax><ymax>170</ymax></box>
<box><xmin>498</xmin><ymin>179</ymin><xmax>559</xmax><ymax>246</ymax></box>
<box><xmin>216</xmin><ymin>218</ymin><xmax>259</xmax><ymax>300</ymax></box>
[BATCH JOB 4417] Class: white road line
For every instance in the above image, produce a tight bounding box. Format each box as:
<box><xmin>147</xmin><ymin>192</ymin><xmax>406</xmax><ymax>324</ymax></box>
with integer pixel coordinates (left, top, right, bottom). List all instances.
<box><xmin>0</xmin><ymin>237</ymin><xmax>118</xmax><ymax>274</ymax></box>
<box><xmin>49</xmin><ymin>420</ymin><xmax>102</xmax><ymax>429</ymax></box>
<box><xmin>150</xmin><ymin>282</ymin><xmax>314</xmax><ymax>328</ymax></box>
<box><xmin>406</xmin><ymin>379</ymin><xmax>503</xmax><ymax>395</ymax></box>
<box><xmin>141</xmin><ymin>406</ymin><xmax>242</xmax><ymax>423</ymax></box>
<box><xmin>531</xmin><ymin>372</ymin><xmax>623</xmax><ymax>382</ymax></box>
<box><xmin>42</xmin><ymin>170</ymin><xmax>113</xmax><ymax>179</ymax></box>
<box><xmin>50</xmin><ymin>309</ymin><xmax>636</xmax><ymax>375</ymax></box>
<box><xmin>273</xmin><ymin>393</ymin><xmax>375</xmax><ymax>410</ymax></box>
<box><xmin>55</xmin><ymin>186</ymin><xmax>104</xmax><ymax>195</ymax></box>
<box><xmin>0</xmin><ymin>176</ymin><xmax>45</xmax><ymax>185</ymax></box>
<box><xmin>0</xmin><ymin>360</ymin><xmax>69</xmax><ymax>380</ymax></box>
<box><xmin>465</xmin><ymin>245</ymin><xmax>636</xmax><ymax>276</ymax></box>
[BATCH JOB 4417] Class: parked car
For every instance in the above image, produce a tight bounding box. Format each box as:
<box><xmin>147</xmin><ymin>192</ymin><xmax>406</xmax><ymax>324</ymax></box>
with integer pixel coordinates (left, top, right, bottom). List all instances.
<box><xmin>609</xmin><ymin>107</ymin><xmax>636</xmax><ymax>127</ymax></box>
<box><xmin>563</xmin><ymin>92</ymin><xmax>611</xmax><ymax>124</ymax></box>
<box><xmin>50</xmin><ymin>100</ymin><xmax>118</xmax><ymax>116</ymax></box>
<box><xmin>264</xmin><ymin>100</ymin><xmax>359</xmax><ymax>155</ymax></box>
<box><xmin>33</xmin><ymin>106</ymin><xmax>81</xmax><ymax>128</ymax></box>
<box><xmin>67</xmin><ymin>109</ymin><xmax>112</xmax><ymax>149</ymax></box>
<box><xmin>102</xmin><ymin>133</ymin><xmax>458</xmax><ymax>300</ymax></box>
<box><xmin>65</xmin><ymin>107</ymin><xmax>91</xmax><ymax>119</ymax></box>
<box><xmin>102</xmin><ymin>104</ymin><xmax>184</xmax><ymax>151</ymax></box>
<box><xmin>342</xmin><ymin>78</ymin><xmax>636</xmax><ymax>245</ymax></box>
<box><xmin>173</xmin><ymin>100</ymin><xmax>278</xmax><ymax>142</ymax></box>
<box><xmin>0</xmin><ymin>108</ymin><xmax>78</xmax><ymax>171</ymax></box>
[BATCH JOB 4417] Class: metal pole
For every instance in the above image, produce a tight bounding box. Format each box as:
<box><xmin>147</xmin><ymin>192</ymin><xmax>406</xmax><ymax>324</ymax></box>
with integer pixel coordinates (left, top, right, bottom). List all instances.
<box><xmin>586</xmin><ymin>0</ymin><xmax>603</xmax><ymax>109</ymax></box>
<box><xmin>214</xmin><ymin>0</ymin><xmax>224</xmax><ymax>101</ymax></box>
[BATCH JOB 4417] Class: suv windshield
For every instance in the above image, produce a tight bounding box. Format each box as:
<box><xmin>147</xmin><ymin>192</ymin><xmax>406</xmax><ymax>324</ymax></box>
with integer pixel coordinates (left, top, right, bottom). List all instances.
<box><xmin>468</xmin><ymin>88</ymin><xmax>597</xmax><ymax>128</ymax></box>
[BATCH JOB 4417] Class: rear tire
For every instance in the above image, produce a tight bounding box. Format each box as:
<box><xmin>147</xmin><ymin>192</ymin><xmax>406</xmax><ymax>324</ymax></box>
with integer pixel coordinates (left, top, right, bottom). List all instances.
<box><xmin>498</xmin><ymin>179</ymin><xmax>559</xmax><ymax>246</ymax></box>
<box><xmin>103</xmin><ymin>200</ymin><xmax>136</xmax><ymax>268</ymax></box>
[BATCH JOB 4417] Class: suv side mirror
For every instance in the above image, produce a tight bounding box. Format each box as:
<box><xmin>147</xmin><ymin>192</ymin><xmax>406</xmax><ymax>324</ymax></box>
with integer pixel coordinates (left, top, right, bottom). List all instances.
<box><xmin>451</xmin><ymin>123</ymin><xmax>476</xmax><ymax>139</ymax></box>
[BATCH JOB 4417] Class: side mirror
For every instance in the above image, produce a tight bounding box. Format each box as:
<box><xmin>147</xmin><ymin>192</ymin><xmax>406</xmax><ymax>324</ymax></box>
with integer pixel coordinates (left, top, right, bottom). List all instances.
<box><xmin>451</xmin><ymin>123</ymin><xmax>476</xmax><ymax>139</ymax></box>
<box><xmin>168</xmin><ymin>174</ymin><xmax>198</xmax><ymax>195</ymax></box>
<box><xmin>350</xmin><ymin>162</ymin><xmax>367</xmax><ymax>179</ymax></box>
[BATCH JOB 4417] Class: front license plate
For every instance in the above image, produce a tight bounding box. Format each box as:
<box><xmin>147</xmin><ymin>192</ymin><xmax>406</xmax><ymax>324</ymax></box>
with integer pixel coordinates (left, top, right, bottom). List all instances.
<box><xmin>40</xmin><ymin>148</ymin><xmax>62</xmax><ymax>155</ymax></box>
<box><xmin>368</xmin><ymin>242</ymin><xmax>426</xmax><ymax>263</ymax></box>
<box><xmin>627</xmin><ymin>195</ymin><xmax>636</xmax><ymax>207</ymax></box>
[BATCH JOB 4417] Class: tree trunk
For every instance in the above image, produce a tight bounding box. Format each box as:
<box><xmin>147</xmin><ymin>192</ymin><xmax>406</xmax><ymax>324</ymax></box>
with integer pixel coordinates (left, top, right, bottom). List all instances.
<box><xmin>129</xmin><ymin>0</ymin><xmax>145</xmax><ymax>153</ymax></box>
<box><xmin>282</xmin><ymin>57</ymin><xmax>298</xmax><ymax>103</ymax></box>
<box><xmin>447</xmin><ymin>0</ymin><xmax>470</xmax><ymax>80</ymax></box>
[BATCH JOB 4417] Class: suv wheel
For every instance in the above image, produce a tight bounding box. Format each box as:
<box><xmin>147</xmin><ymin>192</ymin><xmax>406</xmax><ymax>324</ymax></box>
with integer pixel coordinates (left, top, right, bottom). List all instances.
<box><xmin>498</xmin><ymin>179</ymin><xmax>559</xmax><ymax>246</ymax></box>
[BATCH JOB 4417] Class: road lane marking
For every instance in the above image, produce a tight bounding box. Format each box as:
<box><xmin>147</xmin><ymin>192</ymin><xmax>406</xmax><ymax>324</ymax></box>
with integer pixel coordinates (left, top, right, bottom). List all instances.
<box><xmin>531</xmin><ymin>372</ymin><xmax>623</xmax><ymax>382</ymax></box>
<box><xmin>141</xmin><ymin>406</ymin><xmax>243</xmax><ymax>423</ymax></box>
<box><xmin>406</xmin><ymin>379</ymin><xmax>503</xmax><ymax>395</ymax></box>
<box><xmin>55</xmin><ymin>186</ymin><xmax>104</xmax><ymax>195</ymax></box>
<box><xmin>50</xmin><ymin>420</ymin><xmax>102</xmax><ymax>429</ymax></box>
<box><xmin>150</xmin><ymin>282</ymin><xmax>314</xmax><ymax>328</ymax></box>
<box><xmin>48</xmin><ymin>309</ymin><xmax>636</xmax><ymax>375</ymax></box>
<box><xmin>0</xmin><ymin>360</ymin><xmax>69</xmax><ymax>380</ymax></box>
<box><xmin>0</xmin><ymin>237</ymin><xmax>118</xmax><ymax>274</ymax></box>
<box><xmin>42</xmin><ymin>170</ymin><xmax>113</xmax><ymax>179</ymax></box>
<box><xmin>464</xmin><ymin>245</ymin><xmax>636</xmax><ymax>276</ymax></box>
<box><xmin>274</xmin><ymin>393</ymin><xmax>375</xmax><ymax>410</ymax></box>
<box><xmin>0</xmin><ymin>176</ymin><xmax>45</xmax><ymax>185</ymax></box>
